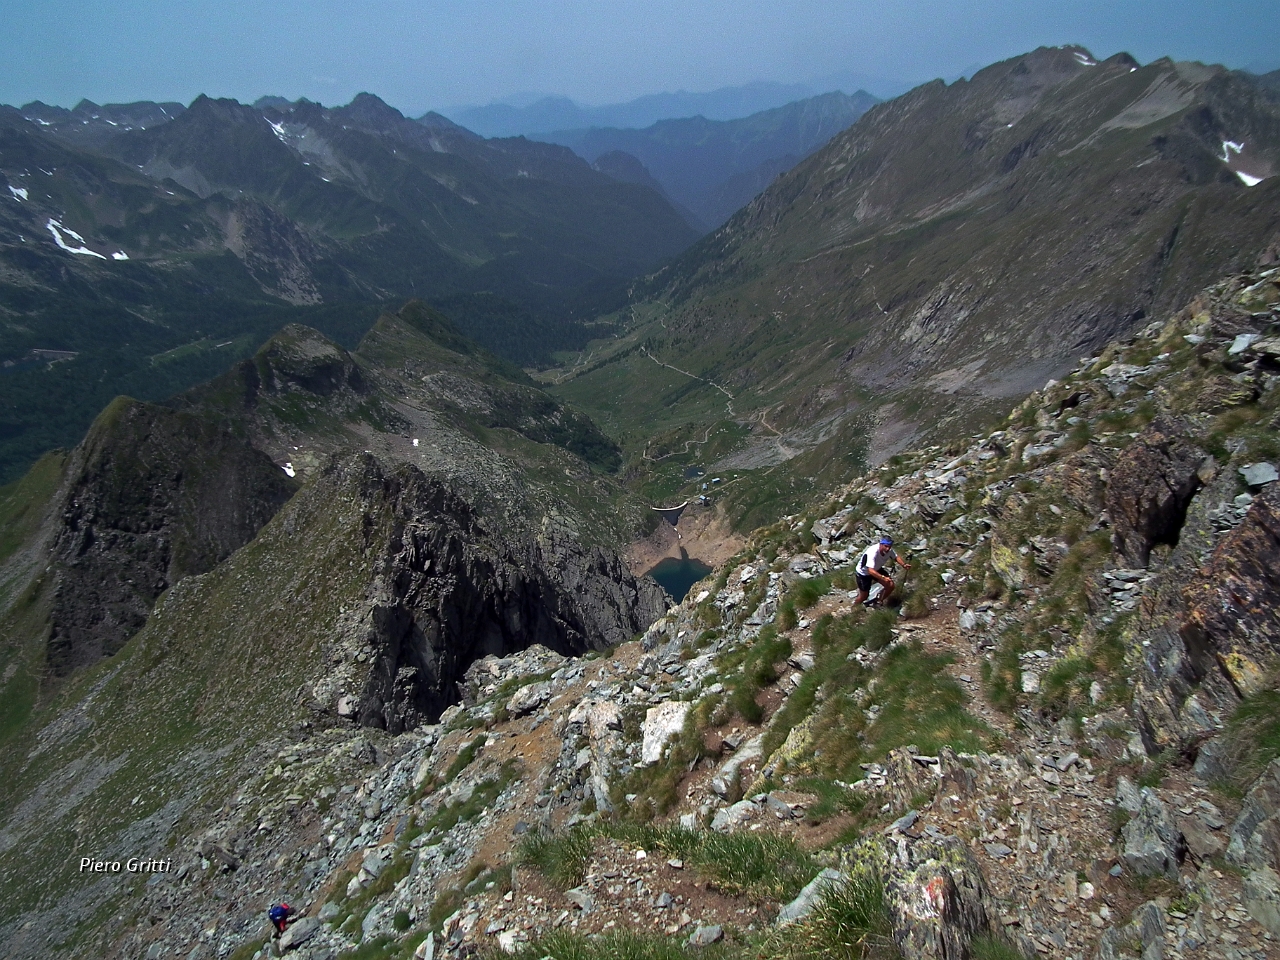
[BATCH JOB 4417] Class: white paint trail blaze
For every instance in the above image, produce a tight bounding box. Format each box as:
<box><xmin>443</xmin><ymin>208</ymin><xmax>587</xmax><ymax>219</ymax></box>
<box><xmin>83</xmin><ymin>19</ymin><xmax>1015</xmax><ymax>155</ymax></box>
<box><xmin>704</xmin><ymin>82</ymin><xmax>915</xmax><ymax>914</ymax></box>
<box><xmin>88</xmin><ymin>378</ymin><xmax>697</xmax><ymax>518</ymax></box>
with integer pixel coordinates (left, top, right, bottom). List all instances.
<box><xmin>282</xmin><ymin>462</ymin><xmax>296</xmax><ymax>477</ymax></box>
<box><xmin>8</xmin><ymin>185</ymin><xmax>27</xmax><ymax>200</ymax></box>
<box><xmin>1237</xmin><ymin>171</ymin><xmax>1264</xmax><ymax>187</ymax></box>
<box><xmin>1221</xmin><ymin>140</ymin><xmax>1244</xmax><ymax>162</ymax></box>
<box><xmin>112</xmin><ymin>251</ymin><xmax>129</xmax><ymax>260</ymax></box>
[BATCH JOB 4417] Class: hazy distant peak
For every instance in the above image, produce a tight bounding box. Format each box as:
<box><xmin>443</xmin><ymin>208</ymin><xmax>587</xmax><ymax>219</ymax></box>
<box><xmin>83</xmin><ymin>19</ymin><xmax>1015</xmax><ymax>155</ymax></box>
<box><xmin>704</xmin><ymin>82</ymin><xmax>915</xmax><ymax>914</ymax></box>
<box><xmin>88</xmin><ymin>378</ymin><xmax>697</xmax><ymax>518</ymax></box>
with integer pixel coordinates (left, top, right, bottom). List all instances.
<box><xmin>415</xmin><ymin>111</ymin><xmax>482</xmax><ymax>139</ymax></box>
<box><xmin>443</xmin><ymin>80</ymin><xmax>863</xmax><ymax>138</ymax></box>
<box><xmin>336</xmin><ymin>91</ymin><xmax>407</xmax><ymax>128</ymax></box>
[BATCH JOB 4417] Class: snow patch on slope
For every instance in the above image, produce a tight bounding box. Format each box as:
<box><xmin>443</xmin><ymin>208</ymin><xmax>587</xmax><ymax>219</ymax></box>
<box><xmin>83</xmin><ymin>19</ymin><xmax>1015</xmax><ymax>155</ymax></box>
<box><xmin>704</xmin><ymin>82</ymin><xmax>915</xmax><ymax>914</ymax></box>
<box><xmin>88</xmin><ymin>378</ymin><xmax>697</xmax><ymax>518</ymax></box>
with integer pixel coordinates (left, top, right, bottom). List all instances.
<box><xmin>46</xmin><ymin>219</ymin><xmax>106</xmax><ymax>259</ymax></box>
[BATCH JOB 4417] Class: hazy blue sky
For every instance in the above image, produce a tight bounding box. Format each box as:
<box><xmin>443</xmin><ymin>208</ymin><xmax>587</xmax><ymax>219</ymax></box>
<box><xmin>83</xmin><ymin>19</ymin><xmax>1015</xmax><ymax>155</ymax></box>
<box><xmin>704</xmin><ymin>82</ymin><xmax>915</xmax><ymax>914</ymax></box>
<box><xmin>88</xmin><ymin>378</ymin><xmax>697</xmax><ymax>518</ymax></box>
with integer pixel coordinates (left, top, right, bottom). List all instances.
<box><xmin>3</xmin><ymin>0</ymin><xmax>1276</xmax><ymax>113</ymax></box>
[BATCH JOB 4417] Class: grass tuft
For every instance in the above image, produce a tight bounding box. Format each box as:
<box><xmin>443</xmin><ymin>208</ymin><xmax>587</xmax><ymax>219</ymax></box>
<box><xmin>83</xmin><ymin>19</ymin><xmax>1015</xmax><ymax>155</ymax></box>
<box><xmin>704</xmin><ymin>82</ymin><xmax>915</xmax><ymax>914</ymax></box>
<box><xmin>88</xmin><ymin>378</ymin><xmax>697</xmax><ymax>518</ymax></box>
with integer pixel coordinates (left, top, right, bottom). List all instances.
<box><xmin>519</xmin><ymin>822</ymin><xmax>817</xmax><ymax>901</ymax></box>
<box><xmin>765</xmin><ymin>871</ymin><xmax>900</xmax><ymax>960</ymax></box>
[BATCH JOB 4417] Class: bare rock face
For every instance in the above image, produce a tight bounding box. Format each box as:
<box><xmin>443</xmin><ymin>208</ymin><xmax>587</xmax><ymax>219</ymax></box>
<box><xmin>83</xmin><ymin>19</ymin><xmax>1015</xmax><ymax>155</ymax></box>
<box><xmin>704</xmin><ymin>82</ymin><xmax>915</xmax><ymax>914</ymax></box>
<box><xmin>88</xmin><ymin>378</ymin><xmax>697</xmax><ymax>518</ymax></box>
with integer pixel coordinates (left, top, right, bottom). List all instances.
<box><xmin>1226</xmin><ymin>758</ymin><xmax>1280</xmax><ymax>934</ymax></box>
<box><xmin>1181</xmin><ymin>483</ymin><xmax>1280</xmax><ymax>698</ymax></box>
<box><xmin>46</xmin><ymin>398</ymin><xmax>297</xmax><ymax>675</ymax></box>
<box><xmin>1120</xmin><ymin>787</ymin><xmax>1185</xmax><ymax>879</ymax></box>
<box><xmin>1045</xmin><ymin>443</ymin><xmax>1114</xmax><ymax>517</ymax></box>
<box><xmin>1094</xmin><ymin>900</ymin><xmax>1166</xmax><ymax>960</ymax></box>
<box><xmin>1106</xmin><ymin>417</ymin><xmax>1208</xmax><ymax>567</ymax></box>
<box><xmin>346</xmin><ymin>456</ymin><xmax>668</xmax><ymax>732</ymax></box>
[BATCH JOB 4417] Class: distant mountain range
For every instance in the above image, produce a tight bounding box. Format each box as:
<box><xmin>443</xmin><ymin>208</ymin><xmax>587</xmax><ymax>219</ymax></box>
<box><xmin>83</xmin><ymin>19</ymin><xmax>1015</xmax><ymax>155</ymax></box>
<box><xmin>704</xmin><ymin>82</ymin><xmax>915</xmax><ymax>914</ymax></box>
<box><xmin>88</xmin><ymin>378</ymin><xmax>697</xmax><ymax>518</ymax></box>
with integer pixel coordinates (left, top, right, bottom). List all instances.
<box><xmin>0</xmin><ymin>92</ymin><xmax>698</xmax><ymax>481</ymax></box>
<box><xmin>440</xmin><ymin>74</ymin><xmax>921</xmax><ymax>138</ymax></box>
<box><xmin>540</xmin><ymin>91</ymin><xmax>879</xmax><ymax>229</ymax></box>
<box><xmin>444</xmin><ymin>81</ymin><xmax>834</xmax><ymax>137</ymax></box>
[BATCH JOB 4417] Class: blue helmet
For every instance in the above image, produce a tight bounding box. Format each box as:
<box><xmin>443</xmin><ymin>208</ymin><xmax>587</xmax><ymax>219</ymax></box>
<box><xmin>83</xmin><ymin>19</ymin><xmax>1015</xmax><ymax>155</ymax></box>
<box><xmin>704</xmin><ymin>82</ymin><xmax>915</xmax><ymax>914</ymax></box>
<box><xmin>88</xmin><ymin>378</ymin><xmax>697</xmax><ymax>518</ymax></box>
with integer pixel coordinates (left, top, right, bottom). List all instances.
<box><xmin>879</xmin><ymin>537</ymin><xmax>893</xmax><ymax>546</ymax></box>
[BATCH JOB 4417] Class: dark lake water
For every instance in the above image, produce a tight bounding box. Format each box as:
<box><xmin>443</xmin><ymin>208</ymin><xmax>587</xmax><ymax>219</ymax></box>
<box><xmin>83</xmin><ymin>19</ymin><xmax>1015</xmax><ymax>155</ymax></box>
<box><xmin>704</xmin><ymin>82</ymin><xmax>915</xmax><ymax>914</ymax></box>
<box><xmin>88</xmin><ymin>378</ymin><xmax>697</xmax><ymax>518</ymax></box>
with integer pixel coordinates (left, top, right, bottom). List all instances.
<box><xmin>645</xmin><ymin>556</ymin><xmax>713</xmax><ymax>603</ymax></box>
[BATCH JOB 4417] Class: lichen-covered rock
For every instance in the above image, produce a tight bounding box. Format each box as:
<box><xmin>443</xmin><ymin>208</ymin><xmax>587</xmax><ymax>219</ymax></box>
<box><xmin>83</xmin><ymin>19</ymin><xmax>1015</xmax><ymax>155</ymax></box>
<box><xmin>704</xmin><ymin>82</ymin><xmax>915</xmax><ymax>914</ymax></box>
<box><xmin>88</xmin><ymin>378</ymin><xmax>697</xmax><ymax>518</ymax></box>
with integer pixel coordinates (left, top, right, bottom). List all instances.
<box><xmin>1181</xmin><ymin>483</ymin><xmax>1280</xmax><ymax>699</ymax></box>
<box><xmin>837</xmin><ymin>835</ymin><xmax>1003</xmax><ymax>960</ymax></box>
<box><xmin>892</xmin><ymin>852</ymin><xmax>994</xmax><ymax>959</ymax></box>
<box><xmin>1106</xmin><ymin>417</ymin><xmax>1207</xmax><ymax>567</ymax></box>
<box><xmin>883</xmin><ymin>746</ymin><xmax>942</xmax><ymax>811</ymax></box>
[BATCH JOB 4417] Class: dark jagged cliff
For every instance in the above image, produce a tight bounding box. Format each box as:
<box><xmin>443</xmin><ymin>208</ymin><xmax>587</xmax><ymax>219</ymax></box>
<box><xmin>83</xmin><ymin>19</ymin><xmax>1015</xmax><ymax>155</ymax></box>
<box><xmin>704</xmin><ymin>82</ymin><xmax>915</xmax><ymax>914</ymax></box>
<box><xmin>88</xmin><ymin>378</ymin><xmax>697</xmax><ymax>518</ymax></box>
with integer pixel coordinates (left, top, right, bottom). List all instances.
<box><xmin>45</xmin><ymin>398</ymin><xmax>298</xmax><ymax>675</ymax></box>
<box><xmin>327</xmin><ymin>454</ymin><xmax>667</xmax><ymax>732</ymax></box>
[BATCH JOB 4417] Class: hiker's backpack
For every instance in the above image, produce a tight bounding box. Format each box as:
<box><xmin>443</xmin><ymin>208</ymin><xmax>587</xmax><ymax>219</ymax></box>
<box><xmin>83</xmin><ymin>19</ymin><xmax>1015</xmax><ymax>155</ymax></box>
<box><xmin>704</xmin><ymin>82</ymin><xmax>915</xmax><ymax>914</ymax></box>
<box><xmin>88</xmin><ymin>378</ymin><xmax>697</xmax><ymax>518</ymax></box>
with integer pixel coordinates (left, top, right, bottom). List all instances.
<box><xmin>268</xmin><ymin>903</ymin><xmax>290</xmax><ymax>924</ymax></box>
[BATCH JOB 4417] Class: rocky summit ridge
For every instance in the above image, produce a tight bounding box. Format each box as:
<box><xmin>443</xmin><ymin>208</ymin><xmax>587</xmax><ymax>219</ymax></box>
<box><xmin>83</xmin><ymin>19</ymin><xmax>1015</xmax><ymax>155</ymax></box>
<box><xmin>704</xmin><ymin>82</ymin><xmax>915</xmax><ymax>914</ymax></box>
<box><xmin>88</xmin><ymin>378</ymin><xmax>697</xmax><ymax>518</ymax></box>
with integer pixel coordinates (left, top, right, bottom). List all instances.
<box><xmin>2</xmin><ymin>244</ymin><xmax>1279</xmax><ymax>960</ymax></box>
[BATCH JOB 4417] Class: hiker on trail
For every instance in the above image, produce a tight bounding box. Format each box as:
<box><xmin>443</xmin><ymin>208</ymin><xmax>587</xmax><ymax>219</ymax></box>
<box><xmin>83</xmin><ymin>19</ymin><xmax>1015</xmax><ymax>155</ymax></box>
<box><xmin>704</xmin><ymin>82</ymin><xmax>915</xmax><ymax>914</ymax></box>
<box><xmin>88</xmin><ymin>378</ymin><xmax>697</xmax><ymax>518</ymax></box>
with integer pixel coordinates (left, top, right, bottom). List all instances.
<box><xmin>268</xmin><ymin>902</ymin><xmax>296</xmax><ymax>937</ymax></box>
<box><xmin>854</xmin><ymin>537</ymin><xmax>910</xmax><ymax>607</ymax></box>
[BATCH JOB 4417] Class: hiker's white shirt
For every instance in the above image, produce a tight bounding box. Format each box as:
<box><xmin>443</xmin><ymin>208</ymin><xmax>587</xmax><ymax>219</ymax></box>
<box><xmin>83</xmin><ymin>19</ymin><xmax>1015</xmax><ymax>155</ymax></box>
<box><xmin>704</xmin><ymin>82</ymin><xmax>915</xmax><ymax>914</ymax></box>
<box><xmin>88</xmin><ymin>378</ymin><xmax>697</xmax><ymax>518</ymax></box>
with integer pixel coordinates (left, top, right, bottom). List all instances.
<box><xmin>856</xmin><ymin>543</ymin><xmax>898</xmax><ymax>575</ymax></box>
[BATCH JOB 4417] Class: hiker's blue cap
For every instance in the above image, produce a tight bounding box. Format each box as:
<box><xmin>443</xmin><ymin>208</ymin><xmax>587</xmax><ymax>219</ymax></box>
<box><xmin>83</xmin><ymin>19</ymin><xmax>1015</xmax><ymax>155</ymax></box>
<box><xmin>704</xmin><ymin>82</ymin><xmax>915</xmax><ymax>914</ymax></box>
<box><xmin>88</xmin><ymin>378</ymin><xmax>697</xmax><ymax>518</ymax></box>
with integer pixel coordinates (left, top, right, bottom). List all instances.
<box><xmin>880</xmin><ymin>537</ymin><xmax>893</xmax><ymax>546</ymax></box>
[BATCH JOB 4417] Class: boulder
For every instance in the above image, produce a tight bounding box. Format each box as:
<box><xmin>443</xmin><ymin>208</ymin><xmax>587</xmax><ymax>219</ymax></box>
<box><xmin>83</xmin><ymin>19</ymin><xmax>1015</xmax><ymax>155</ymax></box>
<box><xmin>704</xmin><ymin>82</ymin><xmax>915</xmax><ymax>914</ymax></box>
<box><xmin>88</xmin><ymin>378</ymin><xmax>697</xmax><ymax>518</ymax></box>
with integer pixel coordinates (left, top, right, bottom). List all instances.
<box><xmin>640</xmin><ymin>701</ymin><xmax>691</xmax><ymax>765</ymax></box>
<box><xmin>710</xmin><ymin>799</ymin><xmax>757</xmax><ymax>833</ymax></box>
<box><xmin>278</xmin><ymin>917</ymin><xmax>319</xmax><ymax>951</ymax></box>
<box><xmin>778</xmin><ymin>868</ymin><xmax>846</xmax><ymax>924</ymax></box>
<box><xmin>1227</xmin><ymin>758</ymin><xmax>1280</xmax><ymax>863</ymax></box>
<box><xmin>1240</xmin><ymin>462</ymin><xmax>1279</xmax><ymax>489</ymax></box>
<box><xmin>883</xmin><ymin>747</ymin><xmax>942</xmax><ymax>811</ymax></box>
<box><xmin>1177</xmin><ymin>815</ymin><xmax>1224</xmax><ymax>860</ymax></box>
<box><xmin>1121</xmin><ymin>788</ymin><xmax>1184</xmax><ymax>879</ymax></box>
<box><xmin>686</xmin><ymin>924</ymin><xmax>723</xmax><ymax>947</ymax></box>
<box><xmin>565</xmin><ymin>886</ymin><xmax>594</xmax><ymax>913</ymax></box>
<box><xmin>1106</xmin><ymin>417</ymin><xmax>1208</xmax><ymax>567</ymax></box>
<box><xmin>709</xmin><ymin>734</ymin><xmax>764</xmax><ymax>798</ymax></box>
<box><xmin>1243</xmin><ymin>867</ymin><xmax>1280</xmax><ymax>937</ymax></box>
<box><xmin>506</xmin><ymin>680</ymin><xmax>552</xmax><ymax>717</ymax></box>
<box><xmin>1115</xmin><ymin>775</ymin><xmax>1142</xmax><ymax>813</ymax></box>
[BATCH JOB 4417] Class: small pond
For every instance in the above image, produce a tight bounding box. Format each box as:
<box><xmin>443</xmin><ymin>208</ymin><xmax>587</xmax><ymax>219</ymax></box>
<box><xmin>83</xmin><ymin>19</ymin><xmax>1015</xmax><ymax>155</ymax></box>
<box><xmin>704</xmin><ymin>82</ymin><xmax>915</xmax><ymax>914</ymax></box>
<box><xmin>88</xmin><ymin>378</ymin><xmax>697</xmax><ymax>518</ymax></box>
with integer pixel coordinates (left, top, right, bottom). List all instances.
<box><xmin>645</xmin><ymin>555</ymin><xmax>713</xmax><ymax>603</ymax></box>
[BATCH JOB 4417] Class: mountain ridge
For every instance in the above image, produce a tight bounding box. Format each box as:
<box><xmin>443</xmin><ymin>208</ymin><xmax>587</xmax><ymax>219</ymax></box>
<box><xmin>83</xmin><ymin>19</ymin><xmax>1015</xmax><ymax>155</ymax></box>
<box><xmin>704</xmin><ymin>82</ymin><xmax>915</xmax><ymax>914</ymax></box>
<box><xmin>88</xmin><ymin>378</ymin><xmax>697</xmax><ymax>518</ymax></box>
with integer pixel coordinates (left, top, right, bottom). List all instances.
<box><xmin>443</xmin><ymin>81</ymin><xmax>840</xmax><ymax>138</ymax></box>
<box><xmin>0</xmin><ymin>90</ymin><xmax>699</xmax><ymax>483</ymax></box>
<box><xmin>537</xmin><ymin>91</ymin><xmax>880</xmax><ymax>228</ymax></box>
<box><xmin>545</xmin><ymin>46</ymin><xmax>1280</xmax><ymax>528</ymax></box>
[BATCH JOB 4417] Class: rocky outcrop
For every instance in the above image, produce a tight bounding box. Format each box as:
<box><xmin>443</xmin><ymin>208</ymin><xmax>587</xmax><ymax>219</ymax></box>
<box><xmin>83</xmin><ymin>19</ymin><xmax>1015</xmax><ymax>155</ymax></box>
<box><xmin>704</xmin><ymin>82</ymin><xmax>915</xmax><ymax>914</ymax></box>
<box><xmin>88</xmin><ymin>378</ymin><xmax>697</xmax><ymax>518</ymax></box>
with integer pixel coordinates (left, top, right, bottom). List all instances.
<box><xmin>341</xmin><ymin>455</ymin><xmax>667</xmax><ymax>731</ymax></box>
<box><xmin>1106</xmin><ymin>417</ymin><xmax>1208</xmax><ymax>567</ymax></box>
<box><xmin>1226</xmin><ymin>758</ymin><xmax>1280</xmax><ymax>934</ymax></box>
<box><xmin>1181</xmin><ymin>483</ymin><xmax>1280</xmax><ymax>698</ymax></box>
<box><xmin>1120</xmin><ymin>787</ymin><xmax>1185</xmax><ymax>879</ymax></box>
<box><xmin>45</xmin><ymin>398</ymin><xmax>297</xmax><ymax>674</ymax></box>
<box><xmin>838</xmin><ymin>835</ymin><xmax>1006</xmax><ymax>960</ymax></box>
<box><xmin>1094</xmin><ymin>900</ymin><xmax>1166</xmax><ymax>960</ymax></box>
